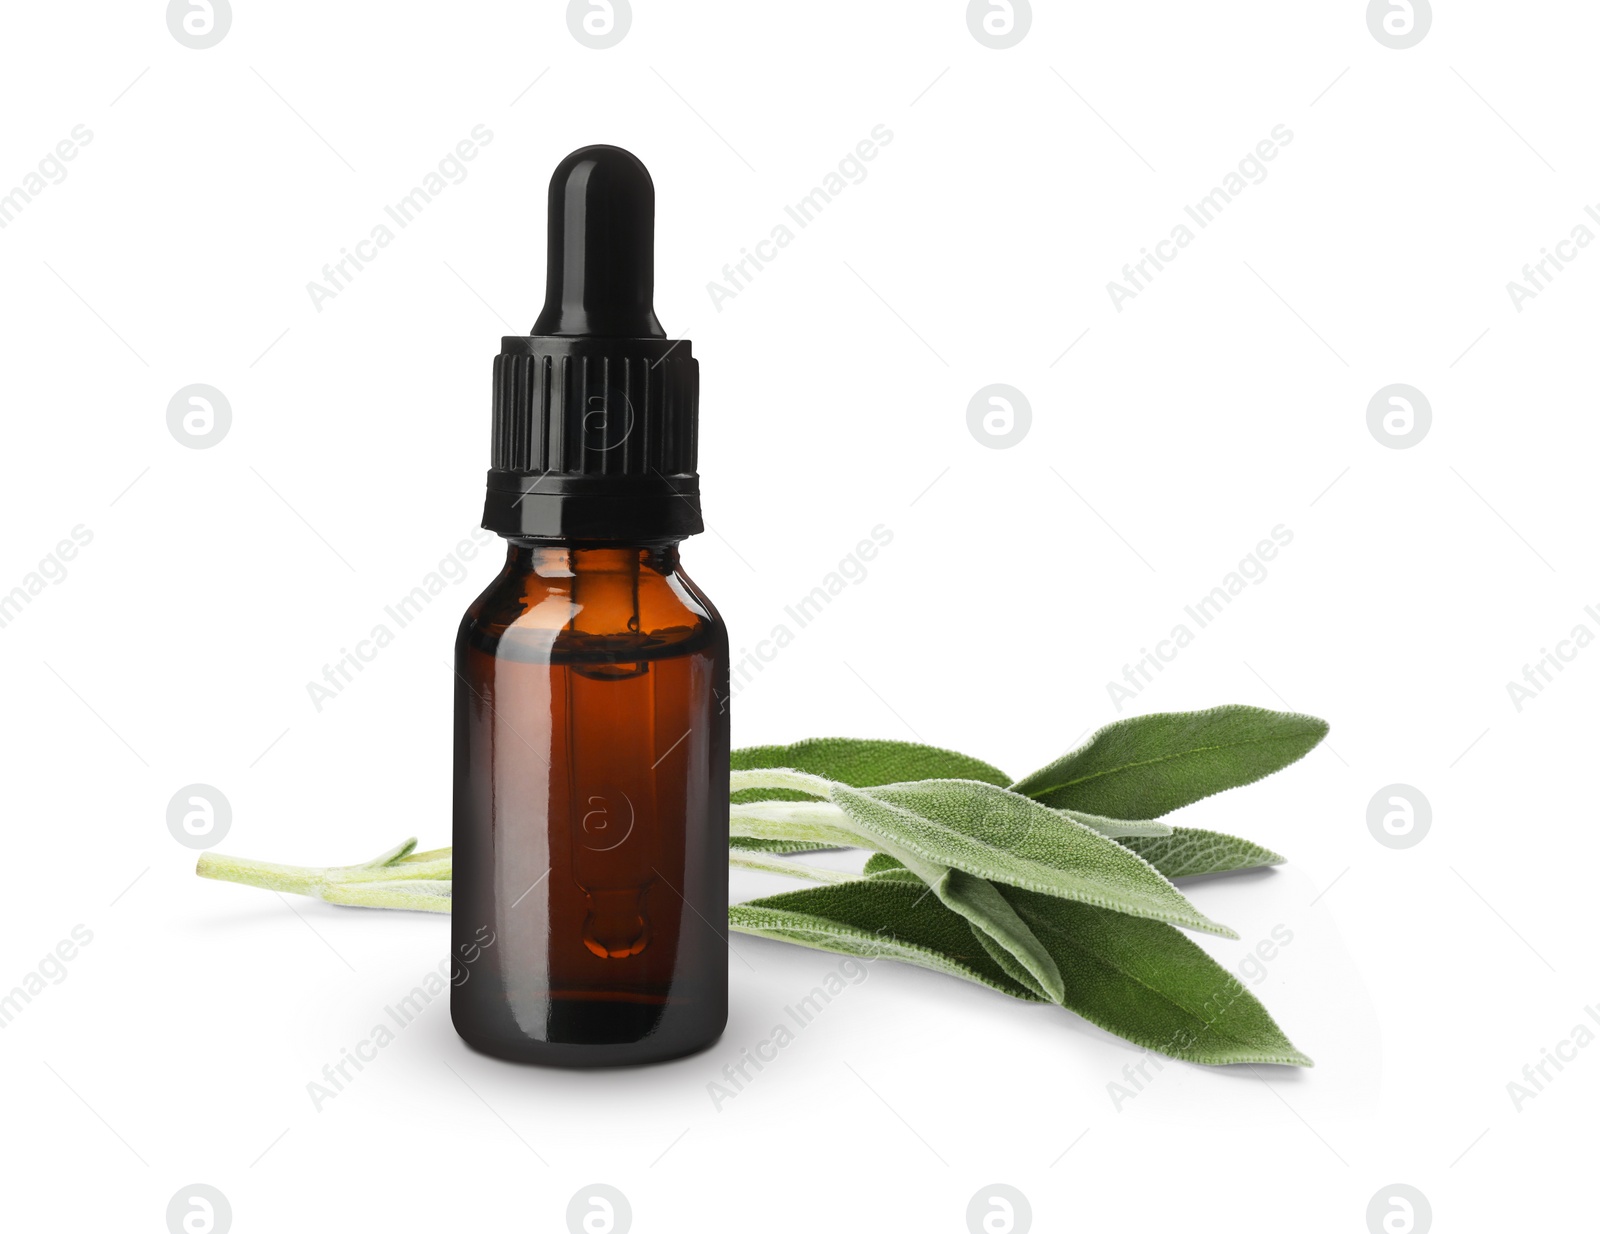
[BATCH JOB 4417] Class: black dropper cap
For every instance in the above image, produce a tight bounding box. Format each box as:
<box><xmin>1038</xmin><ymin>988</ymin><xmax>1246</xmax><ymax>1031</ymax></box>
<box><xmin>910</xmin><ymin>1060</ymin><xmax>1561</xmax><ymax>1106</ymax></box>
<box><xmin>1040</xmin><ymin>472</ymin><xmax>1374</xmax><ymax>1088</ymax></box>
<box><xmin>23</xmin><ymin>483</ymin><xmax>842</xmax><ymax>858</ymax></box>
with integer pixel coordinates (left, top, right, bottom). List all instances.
<box><xmin>482</xmin><ymin>145</ymin><xmax>701</xmax><ymax>543</ymax></box>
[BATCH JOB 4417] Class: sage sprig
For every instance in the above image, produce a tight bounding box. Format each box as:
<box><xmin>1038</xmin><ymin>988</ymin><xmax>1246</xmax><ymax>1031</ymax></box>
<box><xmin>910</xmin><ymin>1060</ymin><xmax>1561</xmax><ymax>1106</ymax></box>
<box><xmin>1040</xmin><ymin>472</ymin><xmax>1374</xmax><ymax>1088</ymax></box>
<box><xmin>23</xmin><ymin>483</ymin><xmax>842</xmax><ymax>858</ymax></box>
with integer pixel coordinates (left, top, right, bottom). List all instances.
<box><xmin>197</xmin><ymin>704</ymin><xmax>1326</xmax><ymax>1067</ymax></box>
<box><xmin>745</xmin><ymin>857</ymin><xmax>1313</xmax><ymax>1067</ymax></box>
<box><xmin>196</xmin><ymin>837</ymin><xmax>454</xmax><ymax>912</ymax></box>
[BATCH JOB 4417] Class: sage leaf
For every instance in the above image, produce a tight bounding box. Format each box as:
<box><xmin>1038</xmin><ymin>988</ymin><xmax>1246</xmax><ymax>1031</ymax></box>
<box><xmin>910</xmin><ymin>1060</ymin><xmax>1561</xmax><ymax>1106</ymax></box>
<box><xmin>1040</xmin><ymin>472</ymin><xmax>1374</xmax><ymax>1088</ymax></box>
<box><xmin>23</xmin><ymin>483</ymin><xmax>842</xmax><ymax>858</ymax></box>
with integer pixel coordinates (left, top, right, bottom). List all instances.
<box><xmin>1060</xmin><ymin>808</ymin><xmax>1172</xmax><ymax>839</ymax></box>
<box><xmin>730</xmin><ymin>835</ymin><xmax>833</xmax><ymax>855</ymax></box>
<box><xmin>732</xmin><ymin>797</ymin><xmax>1171</xmax><ymax>851</ymax></box>
<box><xmin>731</xmin><ymin>737</ymin><xmax>1010</xmax><ymax>803</ymax></box>
<box><xmin>729</xmin><ymin>877</ymin><xmax>1041</xmax><ymax>1000</ymax></box>
<box><xmin>818</xmin><ymin>777</ymin><xmax>1237</xmax><ymax>1003</ymax></box>
<box><xmin>1004</xmin><ymin>885</ymin><xmax>1311</xmax><ymax>1066</ymax></box>
<box><xmin>726</xmin><ymin>773</ymin><xmax>1071</xmax><ymax>999</ymax></box>
<box><xmin>832</xmin><ymin>781</ymin><xmax>1237</xmax><ymax>938</ymax></box>
<box><xmin>1010</xmin><ymin>705</ymin><xmax>1329</xmax><ymax>820</ymax></box>
<box><xmin>864</xmin><ymin>851</ymin><xmax>918</xmax><ymax>879</ymax></box>
<box><xmin>855</xmin><ymin>854</ymin><xmax>1309</xmax><ymax>1066</ymax></box>
<box><xmin>918</xmin><ymin>864</ymin><xmax>1063</xmax><ymax>1001</ymax></box>
<box><xmin>1120</xmin><ymin>827</ymin><xmax>1286</xmax><ymax>881</ymax></box>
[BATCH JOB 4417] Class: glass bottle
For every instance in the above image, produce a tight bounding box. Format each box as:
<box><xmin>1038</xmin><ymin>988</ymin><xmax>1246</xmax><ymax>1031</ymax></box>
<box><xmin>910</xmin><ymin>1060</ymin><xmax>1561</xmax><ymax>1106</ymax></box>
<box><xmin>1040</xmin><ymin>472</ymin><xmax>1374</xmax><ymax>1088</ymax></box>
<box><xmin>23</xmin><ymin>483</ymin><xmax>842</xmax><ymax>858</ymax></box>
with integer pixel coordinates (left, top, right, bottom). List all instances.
<box><xmin>450</xmin><ymin>144</ymin><xmax>729</xmax><ymax>1065</ymax></box>
<box><xmin>452</xmin><ymin>542</ymin><xmax>728</xmax><ymax>1064</ymax></box>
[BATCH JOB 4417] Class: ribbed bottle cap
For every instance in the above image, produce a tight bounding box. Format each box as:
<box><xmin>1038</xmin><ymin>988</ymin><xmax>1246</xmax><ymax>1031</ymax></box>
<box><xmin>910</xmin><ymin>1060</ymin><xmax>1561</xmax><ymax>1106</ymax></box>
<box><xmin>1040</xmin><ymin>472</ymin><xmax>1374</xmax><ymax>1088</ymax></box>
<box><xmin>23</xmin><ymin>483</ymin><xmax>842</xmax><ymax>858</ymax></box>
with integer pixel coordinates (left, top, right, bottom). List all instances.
<box><xmin>481</xmin><ymin>146</ymin><xmax>701</xmax><ymax>542</ymax></box>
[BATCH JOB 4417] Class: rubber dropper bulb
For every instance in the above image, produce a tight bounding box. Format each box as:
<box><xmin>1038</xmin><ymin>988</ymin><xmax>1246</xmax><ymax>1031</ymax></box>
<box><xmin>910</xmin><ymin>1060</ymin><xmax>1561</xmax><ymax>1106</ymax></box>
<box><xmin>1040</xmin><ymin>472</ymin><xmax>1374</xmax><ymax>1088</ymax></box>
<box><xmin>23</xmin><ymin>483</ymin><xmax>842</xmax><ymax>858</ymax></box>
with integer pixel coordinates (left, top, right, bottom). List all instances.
<box><xmin>530</xmin><ymin>144</ymin><xmax>665</xmax><ymax>339</ymax></box>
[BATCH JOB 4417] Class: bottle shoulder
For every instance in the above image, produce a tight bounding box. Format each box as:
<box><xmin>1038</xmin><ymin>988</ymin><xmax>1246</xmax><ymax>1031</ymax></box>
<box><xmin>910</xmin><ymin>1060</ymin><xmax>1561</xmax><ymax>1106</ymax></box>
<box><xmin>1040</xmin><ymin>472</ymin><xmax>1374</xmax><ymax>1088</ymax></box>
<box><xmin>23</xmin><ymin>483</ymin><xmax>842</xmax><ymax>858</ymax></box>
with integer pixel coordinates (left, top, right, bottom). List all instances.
<box><xmin>459</xmin><ymin>547</ymin><xmax>724</xmax><ymax>664</ymax></box>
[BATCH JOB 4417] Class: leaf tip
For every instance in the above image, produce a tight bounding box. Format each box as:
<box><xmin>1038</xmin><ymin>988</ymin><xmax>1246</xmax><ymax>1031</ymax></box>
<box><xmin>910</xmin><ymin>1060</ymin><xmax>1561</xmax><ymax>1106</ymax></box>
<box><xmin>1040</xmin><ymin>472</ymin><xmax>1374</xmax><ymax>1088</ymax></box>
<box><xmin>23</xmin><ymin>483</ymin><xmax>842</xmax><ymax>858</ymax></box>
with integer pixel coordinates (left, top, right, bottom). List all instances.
<box><xmin>1201</xmin><ymin>918</ymin><xmax>1241</xmax><ymax>940</ymax></box>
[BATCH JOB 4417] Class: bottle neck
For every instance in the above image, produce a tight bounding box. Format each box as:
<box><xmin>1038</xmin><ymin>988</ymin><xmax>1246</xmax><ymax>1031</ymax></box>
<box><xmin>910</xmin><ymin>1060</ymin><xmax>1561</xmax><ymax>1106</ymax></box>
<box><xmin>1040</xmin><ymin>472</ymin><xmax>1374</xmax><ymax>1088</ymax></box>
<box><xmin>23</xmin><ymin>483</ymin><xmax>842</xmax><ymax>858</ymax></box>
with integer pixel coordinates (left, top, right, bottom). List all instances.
<box><xmin>505</xmin><ymin>540</ymin><xmax>681</xmax><ymax>588</ymax></box>
<box><xmin>499</xmin><ymin>543</ymin><xmax>685</xmax><ymax>639</ymax></box>
<box><xmin>503</xmin><ymin>542</ymin><xmax>681</xmax><ymax>577</ymax></box>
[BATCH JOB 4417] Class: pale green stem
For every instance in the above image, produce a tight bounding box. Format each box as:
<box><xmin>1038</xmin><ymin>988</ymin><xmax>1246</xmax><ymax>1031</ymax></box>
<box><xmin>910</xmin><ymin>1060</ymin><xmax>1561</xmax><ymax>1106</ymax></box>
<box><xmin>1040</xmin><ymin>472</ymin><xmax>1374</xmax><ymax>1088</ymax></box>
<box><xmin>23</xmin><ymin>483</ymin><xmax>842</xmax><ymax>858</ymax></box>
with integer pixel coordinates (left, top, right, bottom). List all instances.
<box><xmin>195</xmin><ymin>852</ymin><xmax>330</xmax><ymax>896</ymax></box>
<box><xmin>323</xmin><ymin>880</ymin><xmax>452</xmax><ymax>912</ymax></box>
<box><xmin>400</xmin><ymin>846</ymin><xmax>452</xmax><ymax>864</ymax></box>
<box><xmin>729</xmin><ymin>801</ymin><xmax>860</xmax><ymax>849</ymax></box>
<box><xmin>325</xmin><ymin>857</ymin><xmax>453</xmax><ymax>884</ymax></box>
<box><xmin>195</xmin><ymin>844</ymin><xmax>448</xmax><ymax>897</ymax></box>
<box><xmin>727</xmin><ymin>850</ymin><xmax>853</xmax><ymax>884</ymax></box>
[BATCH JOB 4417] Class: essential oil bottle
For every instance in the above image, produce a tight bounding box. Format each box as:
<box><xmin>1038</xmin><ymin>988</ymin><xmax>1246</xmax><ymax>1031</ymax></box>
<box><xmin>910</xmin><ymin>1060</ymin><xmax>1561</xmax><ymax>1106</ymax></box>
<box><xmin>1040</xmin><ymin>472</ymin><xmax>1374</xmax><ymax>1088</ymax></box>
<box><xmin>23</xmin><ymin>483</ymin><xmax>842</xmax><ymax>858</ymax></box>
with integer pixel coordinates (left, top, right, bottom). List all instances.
<box><xmin>451</xmin><ymin>146</ymin><xmax>729</xmax><ymax>1066</ymax></box>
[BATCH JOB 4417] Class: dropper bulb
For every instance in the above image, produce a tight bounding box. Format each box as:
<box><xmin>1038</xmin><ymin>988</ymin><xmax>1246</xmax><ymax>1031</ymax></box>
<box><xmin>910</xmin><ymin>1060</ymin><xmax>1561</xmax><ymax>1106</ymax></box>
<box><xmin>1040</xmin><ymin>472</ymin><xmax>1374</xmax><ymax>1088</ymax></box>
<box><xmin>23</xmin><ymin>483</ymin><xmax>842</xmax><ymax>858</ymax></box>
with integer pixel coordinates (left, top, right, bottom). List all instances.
<box><xmin>531</xmin><ymin>144</ymin><xmax>664</xmax><ymax>339</ymax></box>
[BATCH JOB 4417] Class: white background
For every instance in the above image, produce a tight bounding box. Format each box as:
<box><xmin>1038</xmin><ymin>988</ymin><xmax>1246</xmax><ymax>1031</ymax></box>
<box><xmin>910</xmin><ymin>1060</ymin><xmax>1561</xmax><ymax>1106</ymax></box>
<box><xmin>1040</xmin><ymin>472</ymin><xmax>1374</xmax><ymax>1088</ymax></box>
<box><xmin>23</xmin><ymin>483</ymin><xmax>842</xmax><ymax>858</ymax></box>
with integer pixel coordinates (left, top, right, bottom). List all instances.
<box><xmin>1</xmin><ymin>2</ymin><xmax>1594</xmax><ymax>1231</ymax></box>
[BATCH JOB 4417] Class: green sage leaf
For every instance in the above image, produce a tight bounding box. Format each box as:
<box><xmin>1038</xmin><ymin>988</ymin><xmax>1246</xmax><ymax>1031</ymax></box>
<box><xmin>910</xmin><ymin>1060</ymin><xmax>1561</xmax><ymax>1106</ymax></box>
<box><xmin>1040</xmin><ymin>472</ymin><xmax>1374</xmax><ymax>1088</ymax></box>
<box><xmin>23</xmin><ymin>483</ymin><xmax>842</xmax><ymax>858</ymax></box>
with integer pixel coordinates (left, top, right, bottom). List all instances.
<box><xmin>863</xmin><ymin>851</ymin><xmax>916</xmax><ymax>879</ymax></box>
<box><xmin>731</xmin><ymin>738</ymin><xmax>1010</xmax><ymax>803</ymax></box>
<box><xmin>724</xmin><ymin>775</ymin><xmax>1066</xmax><ymax>997</ymax></box>
<box><xmin>813</xmin><ymin>775</ymin><xmax>1239</xmax><ymax>1005</ymax></box>
<box><xmin>730</xmin><ymin>878</ymin><xmax>1041</xmax><ymax>1000</ymax></box>
<box><xmin>729</xmin><ymin>835</ymin><xmax>834</xmax><ymax>855</ymax></box>
<box><xmin>1004</xmin><ymin>885</ymin><xmax>1311</xmax><ymax>1066</ymax></box>
<box><xmin>1010</xmin><ymin>705</ymin><xmax>1329</xmax><ymax>820</ymax></box>
<box><xmin>855</xmin><ymin>854</ymin><xmax>1308</xmax><ymax>1065</ymax></box>
<box><xmin>832</xmin><ymin>781</ymin><xmax>1237</xmax><ymax>938</ymax></box>
<box><xmin>1120</xmin><ymin>827</ymin><xmax>1285</xmax><ymax>880</ymax></box>
<box><xmin>853</xmin><ymin>851</ymin><xmax>1058</xmax><ymax>995</ymax></box>
<box><xmin>1060</xmin><ymin>808</ymin><xmax>1172</xmax><ymax>839</ymax></box>
<box><xmin>924</xmin><ymin>865</ymin><xmax>1062</xmax><ymax>1000</ymax></box>
<box><xmin>740</xmin><ymin>864</ymin><xmax>1310</xmax><ymax>1066</ymax></box>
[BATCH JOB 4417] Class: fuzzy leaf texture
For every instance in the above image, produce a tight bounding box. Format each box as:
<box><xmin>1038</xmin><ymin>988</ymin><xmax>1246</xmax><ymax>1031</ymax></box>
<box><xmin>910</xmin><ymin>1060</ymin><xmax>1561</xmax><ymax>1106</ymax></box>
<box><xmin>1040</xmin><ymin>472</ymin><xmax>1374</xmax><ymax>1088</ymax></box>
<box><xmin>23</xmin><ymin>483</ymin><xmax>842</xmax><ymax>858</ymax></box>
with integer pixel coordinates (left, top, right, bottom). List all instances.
<box><xmin>1057</xmin><ymin>808</ymin><xmax>1173</xmax><ymax>839</ymax></box>
<box><xmin>727</xmin><ymin>738</ymin><xmax>1176</xmax><ymax>847</ymax></box>
<box><xmin>831</xmin><ymin>782</ymin><xmax>1236</xmax><ymax>938</ymax></box>
<box><xmin>1121</xmin><ymin>827</ymin><xmax>1285</xmax><ymax>880</ymax></box>
<box><xmin>1010</xmin><ymin>705</ymin><xmax>1329</xmax><ymax>820</ymax></box>
<box><xmin>730</xmin><ymin>737</ymin><xmax>1014</xmax><ymax>852</ymax></box>
<box><xmin>729</xmin><ymin>836</ymin><xmax>833</xmax><ymax>855</ymax></box>
<box><xmin>853</xmin><ymin>855</ymin><xmax>1310</xmax><ymax>1065</ymax></box>
<box><xmin>729</xmin><ymin>877</ymin><xmax>1039</xmax><ymax>1000</ymax></box>
<box><xmin>726</xmin><ymin>772</ymin><xmax>1235</xmax><ymax>1003</ymax></box>
<box><xmin>731</xmin><ymin>738</ymin><xmax>1011</xmax><ymax>803</ymax></box>
<box><xmin>1005</xmin><ymin>886</ymin><xmax>1310</xmax><ymax>1065</ymax></box>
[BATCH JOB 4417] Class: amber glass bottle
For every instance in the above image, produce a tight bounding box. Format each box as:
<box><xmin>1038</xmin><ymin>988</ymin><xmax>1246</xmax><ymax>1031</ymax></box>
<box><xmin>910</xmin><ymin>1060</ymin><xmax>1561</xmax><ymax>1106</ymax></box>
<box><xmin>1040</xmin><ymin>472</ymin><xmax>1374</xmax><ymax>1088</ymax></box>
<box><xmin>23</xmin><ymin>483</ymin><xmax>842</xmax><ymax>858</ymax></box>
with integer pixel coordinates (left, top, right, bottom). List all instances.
<box><xmin>451</xmin><ymin>146</ymin><xmax>729</xmax><ymax>1065</ymax></box>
